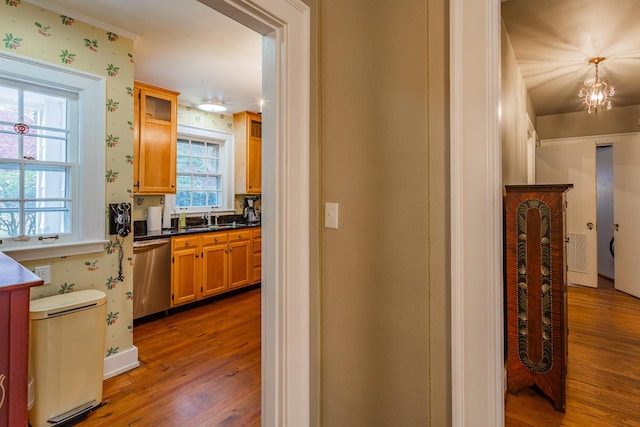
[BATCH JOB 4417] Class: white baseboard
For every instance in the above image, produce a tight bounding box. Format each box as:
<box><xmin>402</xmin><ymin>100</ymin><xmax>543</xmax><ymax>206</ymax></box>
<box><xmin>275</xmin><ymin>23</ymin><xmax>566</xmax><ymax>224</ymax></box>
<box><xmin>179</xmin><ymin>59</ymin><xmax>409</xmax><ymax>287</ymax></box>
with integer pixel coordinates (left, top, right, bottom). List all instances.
<box><xmin>103</xmin><ymin>345</ymin><xmax>139</xmax><ymax>380</ymax></box>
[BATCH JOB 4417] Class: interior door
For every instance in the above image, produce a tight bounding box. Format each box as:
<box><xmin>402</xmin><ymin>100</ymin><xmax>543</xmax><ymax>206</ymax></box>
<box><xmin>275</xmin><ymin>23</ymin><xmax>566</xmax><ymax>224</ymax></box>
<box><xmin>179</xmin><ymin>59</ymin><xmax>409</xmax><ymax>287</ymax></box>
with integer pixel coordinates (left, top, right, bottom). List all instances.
<box><xmin>536</xmin><ymin>140</ymin><xmax>598</xmax><ymax>287</ymax></box>
<box><xmin>613</xmin><ymin>138</ymin><xmax>640</xmax><ymax>297</ymax></box>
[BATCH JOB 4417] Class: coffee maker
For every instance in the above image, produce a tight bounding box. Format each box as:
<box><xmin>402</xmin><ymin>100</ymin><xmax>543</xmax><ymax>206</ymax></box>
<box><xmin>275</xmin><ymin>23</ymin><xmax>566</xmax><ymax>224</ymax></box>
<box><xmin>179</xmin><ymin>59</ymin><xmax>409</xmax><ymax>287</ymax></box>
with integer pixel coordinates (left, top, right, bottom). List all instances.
<box><xmin>243</xmin><ymin>196</ymin><xmax>260</xmax><ymax>224</ymax></box>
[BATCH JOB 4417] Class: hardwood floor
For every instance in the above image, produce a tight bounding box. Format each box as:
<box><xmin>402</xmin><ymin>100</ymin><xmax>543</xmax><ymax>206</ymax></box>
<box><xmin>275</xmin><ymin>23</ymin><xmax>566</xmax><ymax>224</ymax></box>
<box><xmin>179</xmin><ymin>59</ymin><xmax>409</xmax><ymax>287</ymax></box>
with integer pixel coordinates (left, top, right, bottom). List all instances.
<box><xmin>505</xmin><ymin>281</ymin><xmax>640</xmax><ymax>426</ymax></box>
<box><xmin>78</xmin><ymin>286</ymin><xmax>261</xmax><ymax>427</ymax></box>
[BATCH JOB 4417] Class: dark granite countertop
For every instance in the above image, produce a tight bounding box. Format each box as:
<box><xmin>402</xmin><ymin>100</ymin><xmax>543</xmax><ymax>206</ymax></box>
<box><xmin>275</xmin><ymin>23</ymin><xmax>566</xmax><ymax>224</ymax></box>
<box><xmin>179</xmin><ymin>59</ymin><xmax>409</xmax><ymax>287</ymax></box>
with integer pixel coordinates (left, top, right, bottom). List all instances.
<box><xmin>133</xmin><ymin>221</ymin><xmax>260</xmax><ymax>242</ymax></box>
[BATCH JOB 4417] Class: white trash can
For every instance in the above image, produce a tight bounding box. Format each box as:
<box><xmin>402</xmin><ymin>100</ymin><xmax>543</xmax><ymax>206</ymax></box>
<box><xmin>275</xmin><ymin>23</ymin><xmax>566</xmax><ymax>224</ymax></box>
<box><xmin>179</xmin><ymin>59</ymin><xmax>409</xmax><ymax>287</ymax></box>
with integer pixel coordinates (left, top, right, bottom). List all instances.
<box><xmin>29</xmin><ymin>290</ymin><xmax>107</xmax><ymax>427</ymax></box>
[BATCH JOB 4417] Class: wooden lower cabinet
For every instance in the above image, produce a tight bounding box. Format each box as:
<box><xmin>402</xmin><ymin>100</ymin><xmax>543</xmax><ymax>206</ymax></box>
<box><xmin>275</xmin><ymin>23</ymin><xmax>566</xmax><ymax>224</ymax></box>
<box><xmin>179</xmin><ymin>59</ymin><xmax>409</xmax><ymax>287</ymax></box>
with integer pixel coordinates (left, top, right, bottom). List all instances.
<box><xmin>252</xmin><ymin>228</ymin><xmax>261</xmax><ymax>284</ymax></box>
<box><xmin>171</xmin><ymin>235</ymin><xmax>200</xmax><ymax>306</ymax></box>
<box><xmin>171</xmin><ymin>229</ymin><xmax>253</xmax><ymax>307</ymax></box>
<box><xmin>227</xmin><ymin>230</ymin><xmax>252</xmax><ymax>289</ymax></box>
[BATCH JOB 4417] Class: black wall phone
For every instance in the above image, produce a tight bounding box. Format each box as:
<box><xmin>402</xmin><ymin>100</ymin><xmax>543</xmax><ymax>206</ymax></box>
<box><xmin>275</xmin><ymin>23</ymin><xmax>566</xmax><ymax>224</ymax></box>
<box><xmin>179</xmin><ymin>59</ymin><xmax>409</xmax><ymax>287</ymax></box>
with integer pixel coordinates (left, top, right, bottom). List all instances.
<box><xmin>109</xmin><ymin>202</ymin><xmax>131</xmax><ymax>237</ymax></box>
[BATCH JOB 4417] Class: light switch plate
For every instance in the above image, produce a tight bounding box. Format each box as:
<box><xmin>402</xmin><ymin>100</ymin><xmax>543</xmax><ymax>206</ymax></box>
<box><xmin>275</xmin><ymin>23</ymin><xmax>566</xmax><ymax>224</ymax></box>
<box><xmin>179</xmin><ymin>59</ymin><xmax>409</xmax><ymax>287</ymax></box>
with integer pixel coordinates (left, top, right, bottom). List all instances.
<box><xmin>325</xmin><ymin>202</ymin><xmax>339</xmax><ymax>229</ymax></box>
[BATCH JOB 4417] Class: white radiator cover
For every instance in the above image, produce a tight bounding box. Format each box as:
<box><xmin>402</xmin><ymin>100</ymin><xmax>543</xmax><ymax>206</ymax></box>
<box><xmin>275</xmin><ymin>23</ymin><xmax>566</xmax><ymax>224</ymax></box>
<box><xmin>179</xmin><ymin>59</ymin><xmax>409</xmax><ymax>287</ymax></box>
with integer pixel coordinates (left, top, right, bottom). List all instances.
<box><xmin>567</xmin><ymin>232</ymin><xmax>588</xmax><ymax>273</ymax></box>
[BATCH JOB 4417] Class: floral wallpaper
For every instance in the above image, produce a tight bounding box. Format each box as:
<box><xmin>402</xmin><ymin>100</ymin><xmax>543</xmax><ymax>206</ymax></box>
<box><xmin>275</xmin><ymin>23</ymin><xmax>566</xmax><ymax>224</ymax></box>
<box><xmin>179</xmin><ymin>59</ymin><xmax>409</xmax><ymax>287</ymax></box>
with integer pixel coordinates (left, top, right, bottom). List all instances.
<box><xmin>1</xmin><ymin>2</ymin><xmax>135</xmax><ymax>359</ymax></box>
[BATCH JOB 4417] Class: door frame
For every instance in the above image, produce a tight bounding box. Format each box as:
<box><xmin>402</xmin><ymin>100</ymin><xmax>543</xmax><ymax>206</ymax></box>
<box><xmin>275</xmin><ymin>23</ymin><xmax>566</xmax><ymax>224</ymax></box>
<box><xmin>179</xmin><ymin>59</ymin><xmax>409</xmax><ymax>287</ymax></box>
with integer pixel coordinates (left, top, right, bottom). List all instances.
<box><xmin>451</xmin><ymin>0</ymin><xmax>504</xmax><ymax>425</ymax></box>
<box><xmin>198</xmin><ymin>1</ymin><xmax>310</xmax><ymax>426</ymax></box>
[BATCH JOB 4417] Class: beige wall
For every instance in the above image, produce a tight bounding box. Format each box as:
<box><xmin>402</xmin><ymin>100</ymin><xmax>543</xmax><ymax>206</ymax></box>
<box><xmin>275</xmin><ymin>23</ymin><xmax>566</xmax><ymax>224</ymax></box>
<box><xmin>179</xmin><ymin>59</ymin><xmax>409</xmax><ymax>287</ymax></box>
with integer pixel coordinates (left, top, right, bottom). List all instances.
<box><xmin>537</xmin><ymin>104</ymin><xmax>640</xmax><ymax>140</ymax></box>
<box><xmin>501</xmin><ymin>21</ymin><xmax>531</xmax><ymax>185</ymax></box>
<box><xmin>318</xmin><ymin>0</ymin><xmax>449</xmax><ymax>424</ymax></box>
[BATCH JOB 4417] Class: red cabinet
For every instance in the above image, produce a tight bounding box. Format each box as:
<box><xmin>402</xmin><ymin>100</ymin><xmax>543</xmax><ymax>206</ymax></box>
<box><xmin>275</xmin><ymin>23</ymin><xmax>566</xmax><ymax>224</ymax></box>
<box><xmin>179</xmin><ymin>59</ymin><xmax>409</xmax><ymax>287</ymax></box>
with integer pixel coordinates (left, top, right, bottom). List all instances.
<box><xmin>0</xmin><ymin>253</ymin><xmax>43</xmax><ymax>426</ymax></box>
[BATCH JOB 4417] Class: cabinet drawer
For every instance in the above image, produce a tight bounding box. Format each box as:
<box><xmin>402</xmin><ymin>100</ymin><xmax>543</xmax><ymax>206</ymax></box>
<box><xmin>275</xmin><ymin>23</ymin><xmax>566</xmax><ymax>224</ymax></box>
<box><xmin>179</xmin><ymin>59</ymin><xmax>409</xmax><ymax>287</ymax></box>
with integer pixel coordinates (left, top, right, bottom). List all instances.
<box><xmin>202</xmin><ymin>232</ymin><xmax>228</xmax><ymax>246</ymax></box>
<box><xmin>253</xmin><ymin>252</ymin><xmax>261</xmax><ymax>268</ymax></box>
<box><xmin>172</xmin><ymin>235</ymin><xmax>200</xmax><ymax>249</ymax></box>
<box><xmin>252</xmin><ymin>228</ymin><xmax>261</xmax><ymax>238</ymax></box>
<box><xmin>228</xmin><ymin>230</ymin><xmax>251</xmax><ymax>241</ymax></box>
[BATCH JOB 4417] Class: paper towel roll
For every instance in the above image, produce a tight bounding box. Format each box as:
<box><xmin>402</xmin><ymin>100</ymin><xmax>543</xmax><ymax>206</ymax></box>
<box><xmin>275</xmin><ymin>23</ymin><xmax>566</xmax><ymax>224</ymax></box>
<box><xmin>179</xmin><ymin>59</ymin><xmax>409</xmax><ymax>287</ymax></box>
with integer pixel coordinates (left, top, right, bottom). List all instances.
<box><xmin>163</xmin><ymin>194</ymin><xmax>176</xmax><ymax>229</ymax></box>
<box><xmin>147</xmin><ymin>206</ymin><xmax>162</xmax><ymax>231</ymax></box>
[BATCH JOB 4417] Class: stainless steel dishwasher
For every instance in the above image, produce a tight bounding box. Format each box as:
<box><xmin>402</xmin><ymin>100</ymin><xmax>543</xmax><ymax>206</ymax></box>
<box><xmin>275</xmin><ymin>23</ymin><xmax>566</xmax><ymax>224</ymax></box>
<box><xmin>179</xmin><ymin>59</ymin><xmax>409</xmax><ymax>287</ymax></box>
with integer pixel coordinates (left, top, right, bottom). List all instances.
<box><xmin>133</xmin><ymin>238</ymin><xmax>171</xmax><ymax>319</ymax></box>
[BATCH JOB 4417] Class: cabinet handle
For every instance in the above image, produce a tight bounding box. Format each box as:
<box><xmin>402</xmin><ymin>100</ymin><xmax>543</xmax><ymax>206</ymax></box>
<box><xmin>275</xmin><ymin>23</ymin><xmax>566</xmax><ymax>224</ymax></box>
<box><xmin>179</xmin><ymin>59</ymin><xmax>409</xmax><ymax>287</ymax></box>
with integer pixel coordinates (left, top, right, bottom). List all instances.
<box><xmin>230</xmin><ymin>248</ymin><xmax>233</xmax><ymax>252</ymax></box>
<box><xmin>0</xmin><ymin>373</ymin><xmax>6</xmax><ymax>409</ymax></box>
<box><xmin>613</xmin><ymin>223</ymin><xmax>619</xmax><ymax>231</ymax></box>
<box><xmin>171</xmin><ymin>184</ymin><xmax>175</xmax><ymax>188</ymax></box>
<box><xmin>214</xmin><ymin>238</ymin><xmax>218</xmax><ymax>242</ymax></box>
<box><xmin>185</xmin><ymin>241</ymin><xmax>190</xmax><ymax>246</ymax></box>
<box><xmin>195</xmin><ymin>254</ymin><xmax>199</xmax><ymax>258</ymax></box>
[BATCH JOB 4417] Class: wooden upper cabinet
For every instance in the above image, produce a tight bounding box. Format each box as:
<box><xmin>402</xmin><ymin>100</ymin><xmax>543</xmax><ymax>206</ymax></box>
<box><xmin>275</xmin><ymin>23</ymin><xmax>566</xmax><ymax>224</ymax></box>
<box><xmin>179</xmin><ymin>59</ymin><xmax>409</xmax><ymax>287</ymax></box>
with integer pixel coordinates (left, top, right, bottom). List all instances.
<box><xmin>134</xmin><ymin>81</ymin><xmax>179</xmax><ymax>194</ymax></box>
<box><xmin>234</xmin><ymin>111</ymin><xmax>262</xmax><ymax>194</ymax></box>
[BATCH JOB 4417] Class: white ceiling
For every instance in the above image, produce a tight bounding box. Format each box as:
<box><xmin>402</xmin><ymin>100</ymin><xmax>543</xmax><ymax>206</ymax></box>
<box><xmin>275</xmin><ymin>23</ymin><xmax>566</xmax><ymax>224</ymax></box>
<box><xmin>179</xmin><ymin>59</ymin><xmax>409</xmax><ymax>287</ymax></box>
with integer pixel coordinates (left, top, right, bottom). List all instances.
<box><xmin>502</xmin><ymin>0</ymin><xmax>640</xmax><ymax>117</ymax></box>
<box><xmin>26</xmin><ymin>1</ymin><xmax>640</xmax><ymax>119</ymax></box>
<box><xmin>27</xmin><ymin>0</ymin><xmax>262</xmax><ymax>114</ymax></box>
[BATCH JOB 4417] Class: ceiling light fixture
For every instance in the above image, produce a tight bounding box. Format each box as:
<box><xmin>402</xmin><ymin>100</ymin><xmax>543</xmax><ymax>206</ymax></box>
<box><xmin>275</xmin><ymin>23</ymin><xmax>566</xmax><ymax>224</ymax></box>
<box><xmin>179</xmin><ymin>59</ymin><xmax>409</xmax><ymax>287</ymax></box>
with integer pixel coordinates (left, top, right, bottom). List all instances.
<box><xmin>196</xmin><ymin>99</ymin><xmax>227</xmax><ymax>112</ymax></box>
<box><xmin>578</xmin><ymin>57</ymin><xmax>615</xmax><ymax>114</ymax></box>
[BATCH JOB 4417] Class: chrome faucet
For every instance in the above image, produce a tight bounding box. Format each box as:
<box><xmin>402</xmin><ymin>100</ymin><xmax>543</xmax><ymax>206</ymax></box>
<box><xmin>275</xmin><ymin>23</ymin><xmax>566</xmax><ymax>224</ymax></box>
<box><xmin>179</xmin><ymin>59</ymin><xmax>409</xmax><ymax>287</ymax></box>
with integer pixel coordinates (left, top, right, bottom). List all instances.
<box><xmin>201</xmin><ymin>211</ymin><xmax>217</xmax><ymax>226</ymax></box>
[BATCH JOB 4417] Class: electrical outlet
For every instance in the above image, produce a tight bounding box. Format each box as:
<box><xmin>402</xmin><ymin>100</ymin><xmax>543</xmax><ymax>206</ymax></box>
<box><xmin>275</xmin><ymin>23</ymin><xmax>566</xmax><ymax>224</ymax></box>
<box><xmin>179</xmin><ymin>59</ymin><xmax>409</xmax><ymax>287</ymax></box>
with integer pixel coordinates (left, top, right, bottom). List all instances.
<box><xmin>34</xmin><ymin>265</ymin><xmax>51</xmax><ymax>285</ymax></box>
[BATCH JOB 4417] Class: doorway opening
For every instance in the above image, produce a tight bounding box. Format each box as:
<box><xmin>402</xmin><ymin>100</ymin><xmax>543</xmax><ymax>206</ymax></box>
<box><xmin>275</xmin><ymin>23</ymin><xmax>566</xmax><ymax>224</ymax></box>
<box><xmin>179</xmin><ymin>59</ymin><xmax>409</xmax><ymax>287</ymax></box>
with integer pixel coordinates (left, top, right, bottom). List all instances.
<box><xmin>596</xmin><ymin>145</ymin><xmax>614</xmax><ymax>285</ymax></box>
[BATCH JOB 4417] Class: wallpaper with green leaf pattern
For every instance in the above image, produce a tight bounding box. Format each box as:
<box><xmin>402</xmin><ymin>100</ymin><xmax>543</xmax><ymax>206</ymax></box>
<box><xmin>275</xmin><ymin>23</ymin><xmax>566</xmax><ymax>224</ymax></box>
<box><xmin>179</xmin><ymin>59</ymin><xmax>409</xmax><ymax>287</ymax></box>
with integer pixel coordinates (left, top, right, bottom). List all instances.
<box><xmin>1</xmin><ymin>1</ymin><xmax>135</xmax><ymax>359</ymax></box>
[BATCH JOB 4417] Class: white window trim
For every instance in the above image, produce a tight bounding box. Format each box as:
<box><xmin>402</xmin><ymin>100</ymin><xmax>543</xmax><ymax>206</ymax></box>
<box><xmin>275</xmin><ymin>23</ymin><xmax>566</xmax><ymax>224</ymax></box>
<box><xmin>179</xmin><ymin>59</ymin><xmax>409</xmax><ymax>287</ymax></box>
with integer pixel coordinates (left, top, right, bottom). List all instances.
<box><xmin>0</xmin><ymin>51</ymin><xmax>106</xmax><ymax>262</ymax></box>
<box><xmin>177</xmin><ymin>124</ymin><xmax>234</xmax><ymax>214</ymax></box>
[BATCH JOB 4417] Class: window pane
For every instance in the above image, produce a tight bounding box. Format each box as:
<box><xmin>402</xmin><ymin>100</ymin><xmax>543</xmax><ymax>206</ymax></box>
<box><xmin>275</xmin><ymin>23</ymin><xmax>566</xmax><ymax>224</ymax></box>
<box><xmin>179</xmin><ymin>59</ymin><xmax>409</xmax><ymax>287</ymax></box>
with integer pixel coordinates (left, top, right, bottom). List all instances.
<box><xmin>191</xmin><ymin>141</ymin><xmax>204</xmax><ymax>157</ymax></box>
<box><xmin>192</xmin><ymin>192</ymin><xmax>206</xmax><ymax>206</ymax></box>
<box><xmin>0</xmin><ymin>201</ymin><xmax>20</xmax><ymax>237</ymax></box>
<box><xmin>0</xmin><ymin>86</ymin><xmax>19</xmax><ymax>123</ymax></box>
<box><xmin>177</xmin><ymin>175</ymin><xmax>191</xmax><ymax>190</ymax></box>
<box><xmin>24</xmin><ymin>90</ymin><xmax>67</xmax><ymax>129</ymax></box>
<box><xmin>177</xmin><ymin>139</ymin><xmax>189</xmax><ymax>155</ymax></box>
<box><xmin>192</xmin><ymin>175</ymin><xmax>206</xmax><ymax>190</ymax></box>
<box><xmin>208</xmin><ymin>192</ymin><xmax>220</xmax><ymax>206</ymax></box>
<box><xmin>190</xmin><ymin>156</ymin><xmax>204</xmax><ymax>172</ymax></box>
<box><xmin>24</xmin><ymin>166</ymin><xmax>68</xmax><ymax>199</ymax></box>
<box><xmin>25</xmin><ymin>200</ymin><xmax>70</xmax><ymax>235</ymax></box>
<box><xmin>176</xmin><ymin>191</ymin><xmax>190</xmax><ymax>207</ymax></box>
<box><xmin>177</xmin><ymin>155</ymin><xmax>190</xmax><ymax>171</ymax></box>
<box><xmin>207</xmin><ymin>176</ymin><xmax>220</xmax><ymax>190</ymax></box>
<box><xmin>0</xmin><ymin>164</ymin><xmax>20</xmax><ymax>199</ymax></box>
<box><xmin>206</xmin><ymin>144</ymin><xmax>219</xmax><ymax>158</ymax></box>
<box><xmin>0</xmin><ymin>133</ymin><xmax>19</xmax><ymax>159</ymax></box>
<box><xmin>205</xmin><ymin>158</ymin><xmax>219</xmax><ymax>174</ymax></box>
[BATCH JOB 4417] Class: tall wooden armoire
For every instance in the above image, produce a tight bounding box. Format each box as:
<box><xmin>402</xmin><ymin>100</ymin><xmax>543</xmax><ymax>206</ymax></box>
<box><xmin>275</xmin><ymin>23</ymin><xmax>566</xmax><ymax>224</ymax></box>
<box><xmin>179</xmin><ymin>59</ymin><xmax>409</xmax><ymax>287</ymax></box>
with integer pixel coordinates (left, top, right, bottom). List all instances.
<box><xmin>504</xmin><ymin>184</ymin><xmax>572</xmax><ymax>412</ymax></box>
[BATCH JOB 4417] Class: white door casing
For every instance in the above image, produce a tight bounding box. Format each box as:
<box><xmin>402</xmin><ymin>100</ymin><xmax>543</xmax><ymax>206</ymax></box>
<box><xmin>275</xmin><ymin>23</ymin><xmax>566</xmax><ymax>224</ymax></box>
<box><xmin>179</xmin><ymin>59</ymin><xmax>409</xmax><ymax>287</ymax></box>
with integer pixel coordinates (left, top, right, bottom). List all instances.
<box><xmin>536</xmin><ymin>139</ymin><xmax>598</xmax><ymax>288</ymax></box>
<box><xmin>197</xmin><ymin>1</ymin><xmax>310</xmax><ymax>426</ymax></box>
<box><xmin>613</xmin><ymin>134</ymin><xmax>640</xmax><ymax>298</ymax></box>
<box><xmin>451</xmin><ymin>0</ymin><xmax>503</xmax><ymax>425</ymax></box>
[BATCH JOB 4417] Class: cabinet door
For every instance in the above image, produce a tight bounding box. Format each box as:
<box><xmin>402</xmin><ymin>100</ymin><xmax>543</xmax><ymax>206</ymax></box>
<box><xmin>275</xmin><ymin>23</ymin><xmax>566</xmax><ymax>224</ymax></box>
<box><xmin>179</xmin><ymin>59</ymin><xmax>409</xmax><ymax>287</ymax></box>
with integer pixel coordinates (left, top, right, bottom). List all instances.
<box><xmin>201</xmin><ymin>242</ymin><xmax>228</xmax><ymax>297</ymax></box>
<box><xmin>228</xmin><ymin>239</ymin><xmax>251</xmax><ymax>289</ymax></box>
<box><xmin>171</xmin><ymin>238</ymin><xmax>200</xmax><ymax>306</ymax></box>
<box><xmin>252</xmin><ymin>229</ymin><xmax>261</xmax><ymax>284</ymax></box>
<box><xmin>247</xmin><ymin>117</ymin><xmax>262</xmax><ymax>193</ymax></box>
<box><xmin>135</xmin><ymin>83</ymin><xmax>178</xmax><ymax>194</ymax></box>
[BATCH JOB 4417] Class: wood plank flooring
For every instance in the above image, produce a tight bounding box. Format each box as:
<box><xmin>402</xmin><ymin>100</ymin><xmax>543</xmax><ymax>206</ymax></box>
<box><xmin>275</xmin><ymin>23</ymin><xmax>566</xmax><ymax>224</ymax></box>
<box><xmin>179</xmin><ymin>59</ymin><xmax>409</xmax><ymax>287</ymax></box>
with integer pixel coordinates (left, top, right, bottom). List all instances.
<box><xmin>78</xmin><ymin>286</ymin><xmax>261</xmax><ymax>427</ymax></box>
<box><xmin>505</xmin><ymin>282</ymin><xmax>640</xmax><ymax>426</ymax></box>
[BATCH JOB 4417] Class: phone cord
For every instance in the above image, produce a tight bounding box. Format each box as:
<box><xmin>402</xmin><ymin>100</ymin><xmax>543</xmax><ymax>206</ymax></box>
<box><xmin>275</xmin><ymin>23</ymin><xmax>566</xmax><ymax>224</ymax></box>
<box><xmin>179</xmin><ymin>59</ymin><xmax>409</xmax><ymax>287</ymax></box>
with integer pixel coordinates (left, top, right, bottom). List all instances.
<box><xmin>117</xmin><ymin>236</ymin><xmax>124</xmax><ymax>281</ymax></box>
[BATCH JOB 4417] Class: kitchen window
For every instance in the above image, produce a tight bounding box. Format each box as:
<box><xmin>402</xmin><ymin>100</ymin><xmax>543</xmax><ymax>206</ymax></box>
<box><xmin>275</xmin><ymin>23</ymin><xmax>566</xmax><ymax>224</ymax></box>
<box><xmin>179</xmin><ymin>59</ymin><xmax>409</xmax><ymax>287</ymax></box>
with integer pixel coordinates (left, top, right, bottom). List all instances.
<box><xmin>0</xmin><ymin>52</ymin><xmax>105</xmax><ymax>261</ymax></box>
<box><xmin>175</xmin><ymin>125</ymin><xmax>234</xmax><ymax>213</ymax></box>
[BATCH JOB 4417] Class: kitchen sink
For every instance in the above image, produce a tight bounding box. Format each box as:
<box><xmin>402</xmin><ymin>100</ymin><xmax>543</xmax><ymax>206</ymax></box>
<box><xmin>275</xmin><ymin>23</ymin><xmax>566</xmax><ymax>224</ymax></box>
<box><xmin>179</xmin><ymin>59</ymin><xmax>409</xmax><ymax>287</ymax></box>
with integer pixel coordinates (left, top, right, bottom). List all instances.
<box><xmin>185</xmin><ymin>223</ymin><xmax>248</xmax><ymax>232</ymax></box>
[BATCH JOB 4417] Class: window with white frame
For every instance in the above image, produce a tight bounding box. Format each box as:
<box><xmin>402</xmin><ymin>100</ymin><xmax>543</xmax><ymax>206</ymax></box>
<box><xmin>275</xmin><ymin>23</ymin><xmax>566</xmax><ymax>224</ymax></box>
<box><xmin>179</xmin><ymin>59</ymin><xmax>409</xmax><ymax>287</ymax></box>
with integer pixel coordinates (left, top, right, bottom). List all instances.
<box><xmin>175</xmin><ymin>125</ymin><xmax>234</xmax><ymax>213</ymax></box>
<box><xmin>0</xmin><ymin>80</ymin><xmax>75</xmax><ymax>239</ymax></box>
<box><xmin>0</xmin><ymin>52</ymin><xmax>105</xmax><ymax>260</ymax></box>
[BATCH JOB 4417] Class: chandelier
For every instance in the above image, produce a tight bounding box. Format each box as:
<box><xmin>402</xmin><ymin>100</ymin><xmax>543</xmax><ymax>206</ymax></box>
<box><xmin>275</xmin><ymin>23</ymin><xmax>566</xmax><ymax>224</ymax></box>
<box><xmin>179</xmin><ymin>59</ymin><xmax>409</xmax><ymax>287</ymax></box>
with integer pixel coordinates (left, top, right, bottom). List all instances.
<box><xmin>578</xmin><ymin>57</ymin><xmax>615</xmax><ymax>114</ymax></box>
